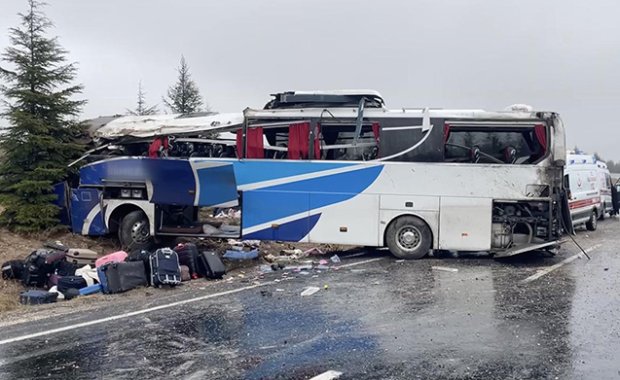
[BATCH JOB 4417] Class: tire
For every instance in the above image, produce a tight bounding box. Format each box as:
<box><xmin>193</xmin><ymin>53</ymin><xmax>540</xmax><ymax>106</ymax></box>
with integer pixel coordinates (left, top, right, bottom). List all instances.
<box><xmin>385</xmin><ymin>215</ymin><xmax>432</xmax><ymax>259</ymax></box>
<box><xmin>119</xmin><ymin>210</ymin><xmax>153</xmax><ymax>251</ymax></box>
<box><xmin>585</xmin><ymin>210</ymin><xmax>598</xmax><ymax>231</ymax></box>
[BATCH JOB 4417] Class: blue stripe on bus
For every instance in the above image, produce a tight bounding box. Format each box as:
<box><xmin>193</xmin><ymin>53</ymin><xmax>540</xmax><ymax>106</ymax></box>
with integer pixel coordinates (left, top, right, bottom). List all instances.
<box><xmin>242</xmin><ymin>165</ymin><xmax>383</xmax><ymax>228</ymax></box>
<box><xmin>226</xmin><ymin>161</ymin><xmax>356</xmax><ymax>186</ymax></box>
<box><xmin>243</xmin><ymin>213</ymin><xmax>321</xmax><ymax>241</ymax></box>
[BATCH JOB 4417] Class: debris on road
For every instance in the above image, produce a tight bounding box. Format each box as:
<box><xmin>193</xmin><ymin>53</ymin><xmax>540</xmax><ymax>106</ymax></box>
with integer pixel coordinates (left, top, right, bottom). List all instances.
<box><xmin>432</xmin><ymin>266</ymin><xmax>459</xmax><ymax>273</ymax></box>
<box><xmin>304</xmin><ymin>247</ymin><xmax>324</xmax><ymax>256</ymax></box>
<box><xmin>330</xmin><ymin>254</ymin><xmax>341</xmax><ymax>264</ymax></box>
<box><xmin>223</xmin><ymin>249</ymin><xmax>259</xmax><ymax>260</ymax></box>
<box><xmin>300</xmin><ymin>286</ymin><xmax>320</xmax><ymax>296</ymax></box>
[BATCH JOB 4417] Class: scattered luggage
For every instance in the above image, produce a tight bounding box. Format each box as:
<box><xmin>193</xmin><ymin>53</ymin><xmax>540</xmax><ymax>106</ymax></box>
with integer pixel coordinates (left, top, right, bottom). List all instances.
<box><xmin>2</xmin><ymin>260</ymin><xmax>25</xmax><ymax>280</ymax></box>
<box><xmin>149</xmin><ymin>248</ymin><xmax>182</xmax><ymax>287</ymax></box>
<box><xmin>79</xmin><ymin>284</ymin><xmax>103</xmax><ymax>296</ymax></box>
<box><xmin>174</xmin><ymin>243</ymin><xmax>200</xmax><ymax>278</ymax></box>
<box><xmin>127</xmin><ymin>249</ymin><xmax>152</xmax><ymax>279</ymax></box>
<box><xmin>47</xmin><ymin>273</ymin><xmax>62</xmax><ymax>288</ymax></box>
<box><xmin>75</xmin><ymin>265</ymin><xmax>98</xmax><ymax>286</ymax></box>
<box><xmin>64</xmin><ymin>288</ymin><xmax>80</xmax><ymax>300</ymax></box>
<box><xmin>19</xmin><ymin>290</ymin><xmax>58</xmax><ymax>305</ymax></box>
<box><xmin>66</xmin><ymin>248</ymin><xmax>98</xmax><ymax>266</ymax></box>
<box><xmin>56</xmin><ymin>260</ymin><xmax>77</xmax><ymax>277</ymax></box>
<box><xmin>223</xmin><ymin>249</ymin><xmax>259</xmax><ymax>260</ymax></box>
<box><xmin>44</xmin><ymin>250</ymin><xmax>66</xmax><ymax>266</ymax></box>
<box><xmin>43</xmin><ymin>241</ymin><xmax>68</xmax><ymax>252</ymax></box>
<box><xmin>95</xmin><ymin>250</ymin><xmax>128</xmax><ymax>268</ymax></box>
<box><xmin>180</xmin><ymin>265</ymin><xmax>191</xmax><ymax>282</ymax></box>
<box><xmin>22</xmin><ymin>249</ymin><xmax>53</xmax><ymax>287</ymax></box>
<box><xmin>197</xmin><ymin>251</ymin><xmax>226</xmax><ymax>279</ymax></box>
<box><xmin>99</xmin><ymin>261</ymin><xmax>148</xmax><ymax>294</ymax></box>
<box><xmin>57</xmin><ymin>276</ymin><xmax>88</xmax><ymax>294</ymax></box>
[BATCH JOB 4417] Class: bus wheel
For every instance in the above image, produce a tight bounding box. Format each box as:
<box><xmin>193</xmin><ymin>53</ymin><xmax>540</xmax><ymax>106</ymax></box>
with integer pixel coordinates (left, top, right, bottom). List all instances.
<box><xmin>386</xmin><ymin>216</ymin><xmax>432</xmax><ymax>259</ymax></box>
<box><xmin>119</xmin><ymin>210</ymin><xmax>153</xmax><ymax>251</ymax></box>
<box><xmin>586</xmin><ymin>210</ymin><xmax>598</xmax><ymax>231</ymax></box>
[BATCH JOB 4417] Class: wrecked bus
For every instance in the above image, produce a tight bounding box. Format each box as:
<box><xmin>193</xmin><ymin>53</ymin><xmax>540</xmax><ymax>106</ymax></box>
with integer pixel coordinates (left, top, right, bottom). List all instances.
<box><xmin>59</xmin><ymin>90</ymin><xmax>569</xmax><ymax>259</ymax></box>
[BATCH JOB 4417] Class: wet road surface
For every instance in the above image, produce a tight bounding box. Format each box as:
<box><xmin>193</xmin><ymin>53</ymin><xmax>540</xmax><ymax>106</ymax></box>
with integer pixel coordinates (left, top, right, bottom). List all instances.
<box><xmin>1</xmin><ymin>219</ymin><xmax>619</xmax><ymax>379</ymax></box>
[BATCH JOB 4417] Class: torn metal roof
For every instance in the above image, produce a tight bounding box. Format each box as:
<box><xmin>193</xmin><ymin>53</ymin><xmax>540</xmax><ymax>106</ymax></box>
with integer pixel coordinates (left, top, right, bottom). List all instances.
<box><xmin>93</xmin><ymin>113</ymin><xmax>244</xmax><ymax>140</ymax></box>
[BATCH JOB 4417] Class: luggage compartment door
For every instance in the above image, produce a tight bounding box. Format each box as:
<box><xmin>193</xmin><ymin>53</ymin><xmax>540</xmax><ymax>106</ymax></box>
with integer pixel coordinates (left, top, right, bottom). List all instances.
<box><xmin>191</xmin><ymin>161</ymin><xmax>239</xmax><ymax>207</ymax></box>
<box><xmin>438</xmin><ymin>197</ymin><xmax>492</xmax><ymax>251</ymax></box>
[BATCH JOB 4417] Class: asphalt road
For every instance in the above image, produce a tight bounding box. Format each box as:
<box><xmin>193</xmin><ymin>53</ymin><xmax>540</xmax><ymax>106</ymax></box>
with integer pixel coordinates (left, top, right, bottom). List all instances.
<box><xmin>0</xmin><ymin>219</ymin><xmax>619</xmax><ymax>380</ymax></box>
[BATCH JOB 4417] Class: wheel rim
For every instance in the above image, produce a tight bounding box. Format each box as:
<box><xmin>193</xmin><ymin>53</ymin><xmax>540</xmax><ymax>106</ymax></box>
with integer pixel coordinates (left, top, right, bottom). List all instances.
<box><xmin>396</xmin><ymin>225</ymin><xmax>422</xmax><ymax>251</ymax></box>
<box><xmin>130</xmin><ymin>220</ymin><xmax>150</xmax><ymax>243</ymax></box>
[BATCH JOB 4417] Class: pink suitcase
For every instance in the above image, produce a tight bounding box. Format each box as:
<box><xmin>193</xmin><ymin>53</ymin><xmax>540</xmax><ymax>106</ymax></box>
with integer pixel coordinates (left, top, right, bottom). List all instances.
<box><xmin>95</xmin><ymin>251</ymin><xmax>128</xmax><ymax>268</ymax></box>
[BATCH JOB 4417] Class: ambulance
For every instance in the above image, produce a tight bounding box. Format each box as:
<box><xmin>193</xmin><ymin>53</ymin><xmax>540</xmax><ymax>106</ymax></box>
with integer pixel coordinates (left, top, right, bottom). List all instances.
<box><xmin>565</xmin><ymin>153</ymin><xmax>613</xmax><ymax>230</ymax></box>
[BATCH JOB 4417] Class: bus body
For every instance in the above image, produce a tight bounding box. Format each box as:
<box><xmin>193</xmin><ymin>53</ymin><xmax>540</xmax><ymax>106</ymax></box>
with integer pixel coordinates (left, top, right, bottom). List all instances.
<box><xmin>61</xmin><ymin>91</ymin><xmax>569</xmax><ymax>258</ymax></box>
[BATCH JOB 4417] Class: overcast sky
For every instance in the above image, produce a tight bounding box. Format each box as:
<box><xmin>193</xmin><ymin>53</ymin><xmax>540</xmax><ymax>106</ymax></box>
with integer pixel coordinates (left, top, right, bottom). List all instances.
<box><xmin>1</xmin><ymin>0</ymin><xmax>619</xmax><ymax>160</ymax></box>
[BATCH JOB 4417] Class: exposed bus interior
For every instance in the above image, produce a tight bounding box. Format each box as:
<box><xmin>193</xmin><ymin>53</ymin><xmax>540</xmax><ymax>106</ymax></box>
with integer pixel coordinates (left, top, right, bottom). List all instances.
<box><xmin>154</xmin><ymin>205</ymin><xmax>241</xmax><ymax>239</ymax></box>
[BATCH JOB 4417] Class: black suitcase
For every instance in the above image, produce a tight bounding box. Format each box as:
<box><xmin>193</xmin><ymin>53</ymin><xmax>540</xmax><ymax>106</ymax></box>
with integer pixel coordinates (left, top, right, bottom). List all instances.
<box><xmin>197</xmin><ymin>251</ymin><xmax>226</xmax><ymax>279</ymax></box>
<box><xmin>57</xmin><ymin>276</ymin><xmax>88</xmax><ymax>294</ymax></box>
<box><xmin>56</xmin><ymin>260</ymin><xmax>78</xmax><ymax>277</ymax></box>
<box><xmin>2</xmin><ymin>260</ymin><xmax>25</xmax><ymax>280</ymax></box>
<box><xmin>149</xmin><ymin>248</ymin><xmax>181</xmax><ymax>287</ymax></box>
<box><xmin>127</xmin><ymin>249</ymin><xmax>152</xmax><ymax>280</ymax></box>
<box><xmin>20</xmin><ymin>290</ymin><xmax>58</xmax><ymax>305</ymax></box>
<box><xmin>173</xmin><ymin>243</ymin><xmax>199</xmax><ymax>278</ymax></box>
<box><xmin>22</xmin><ymin>250</ymin><xmax>51</xmax><ymax>287</ymax></box>
<box><xmin>100</xmin><ymin>261</ymin><xmax>148</xmax><ymax>294</ymax></box>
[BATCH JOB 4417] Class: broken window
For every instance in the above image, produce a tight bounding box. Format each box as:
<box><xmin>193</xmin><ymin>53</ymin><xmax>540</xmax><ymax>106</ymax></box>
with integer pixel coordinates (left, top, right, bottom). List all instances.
<box><xmin>444</xmin><ymin>125</ymin><xmax>547</xmax><ymax>164</ymax></box>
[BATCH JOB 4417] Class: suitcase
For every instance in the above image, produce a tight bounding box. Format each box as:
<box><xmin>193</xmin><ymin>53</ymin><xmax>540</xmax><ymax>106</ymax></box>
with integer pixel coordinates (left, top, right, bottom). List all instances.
<box><xmin>149</xmin><ymin>248</ymin><xmax>182</xmax><ymax>287</ymax></box>
<box><xmin>197</xmin><ymin>251</ymin><xmax>226</xmax><ymax>279</ymax></box>
<box><xmin>174</xmin><ymin>243</ymin><xmax>199</xmax><ymax>278</ymax></box>
<box><xmin>47</xmin><ymin>273</ymin><xmax>62</xmax><ymax>288</ymax></box>
<box><xmin>56</xmin><ymin>260</ymin><xmax>77</xmax><ymax>277</ymax></box>
<box><xmin>44</xmin><ymin>250</ymin><xmax>66</xmax><ymax>266</ymax></box>
<box><xmin>57</xmin><ymin>276</ymin><xmax>87</xmax><ymax>294</ymax></box>
<box><xmin>66</xmin><ymin>248</ymin><xmax>98</xmax><ymax>266</ymax></box>
<box><xmin>99</xmin><ymin>261</ymin><xmax>147</xmax><ymax>294</ymax></box>
<box><xmin>22</xmin><ymin>250</ymin><xmax>51</xmax><ymax>287</ymax></box>
<box><xmin>180</xmin><ymin>265</ymin><xmax>191</xmax><ymax>282</ymax></box>
<box><xmin>127</xmin><ymin>250</ymin><xmax>152</xmax><ymax>279</ymax></box>
<box><xmin>95</xmin><ymin>250</ymin><xmax>128</xmax><ymax>268</ymax></box>
<box><xmin>2</xmin><ymin>260</ymin><xmax>25</xmax><ymax>280</ymax></box>
<box><xmin>20</xmin><ymin>290</ymin><xmax>58</xmax><ymax>305</ymax></box>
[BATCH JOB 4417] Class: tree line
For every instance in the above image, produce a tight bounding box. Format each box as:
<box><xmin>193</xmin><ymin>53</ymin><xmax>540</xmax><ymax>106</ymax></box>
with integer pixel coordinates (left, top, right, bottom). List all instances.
<box><xmin>128</xmin><ymin>55</ymin><xmax>205</xmax><ymax>116</ymax></box>
<box><xmin>0</xmin><ymin>1</ymin><xmax>208</xmax><ymax>232</ymax></box>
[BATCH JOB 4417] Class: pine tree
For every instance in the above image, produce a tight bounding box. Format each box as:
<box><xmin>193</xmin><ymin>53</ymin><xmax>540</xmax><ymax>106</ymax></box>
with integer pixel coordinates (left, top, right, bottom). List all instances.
<box><xmin>0</xmin><ymin>0</ymin><xmax>86</xmax><ymax>232</ymax></box>
<box><xmin>163</xmin><ymin>56</ymin><xmax>205</xmax><ymax>114</ymax></box>
<box><xmin>127</xmin><ymin>81</ymin><xmax>158</xmax><ymax>116</ymax></box>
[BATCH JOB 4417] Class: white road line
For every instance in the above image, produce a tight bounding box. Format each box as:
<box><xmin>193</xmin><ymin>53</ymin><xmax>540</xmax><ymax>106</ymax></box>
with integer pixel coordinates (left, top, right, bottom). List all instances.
<box><xmin>309</xmin><ymin>370</ymin><xmax>343</xmax><ymax>380</ymax></box>
<box><xmin>0</xmin><ymin>256</ymin><xmax>386</xmax><ymax>346</ymax></box>
<box><xmin>520</xmin><ymin>244</ymin><xmax>602</xmax><ymax>284</ymax></box>
<box><xmin>339</xmin><ymin>257</ymin><xmax>384</xmax><ymax>268</ymax></box>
